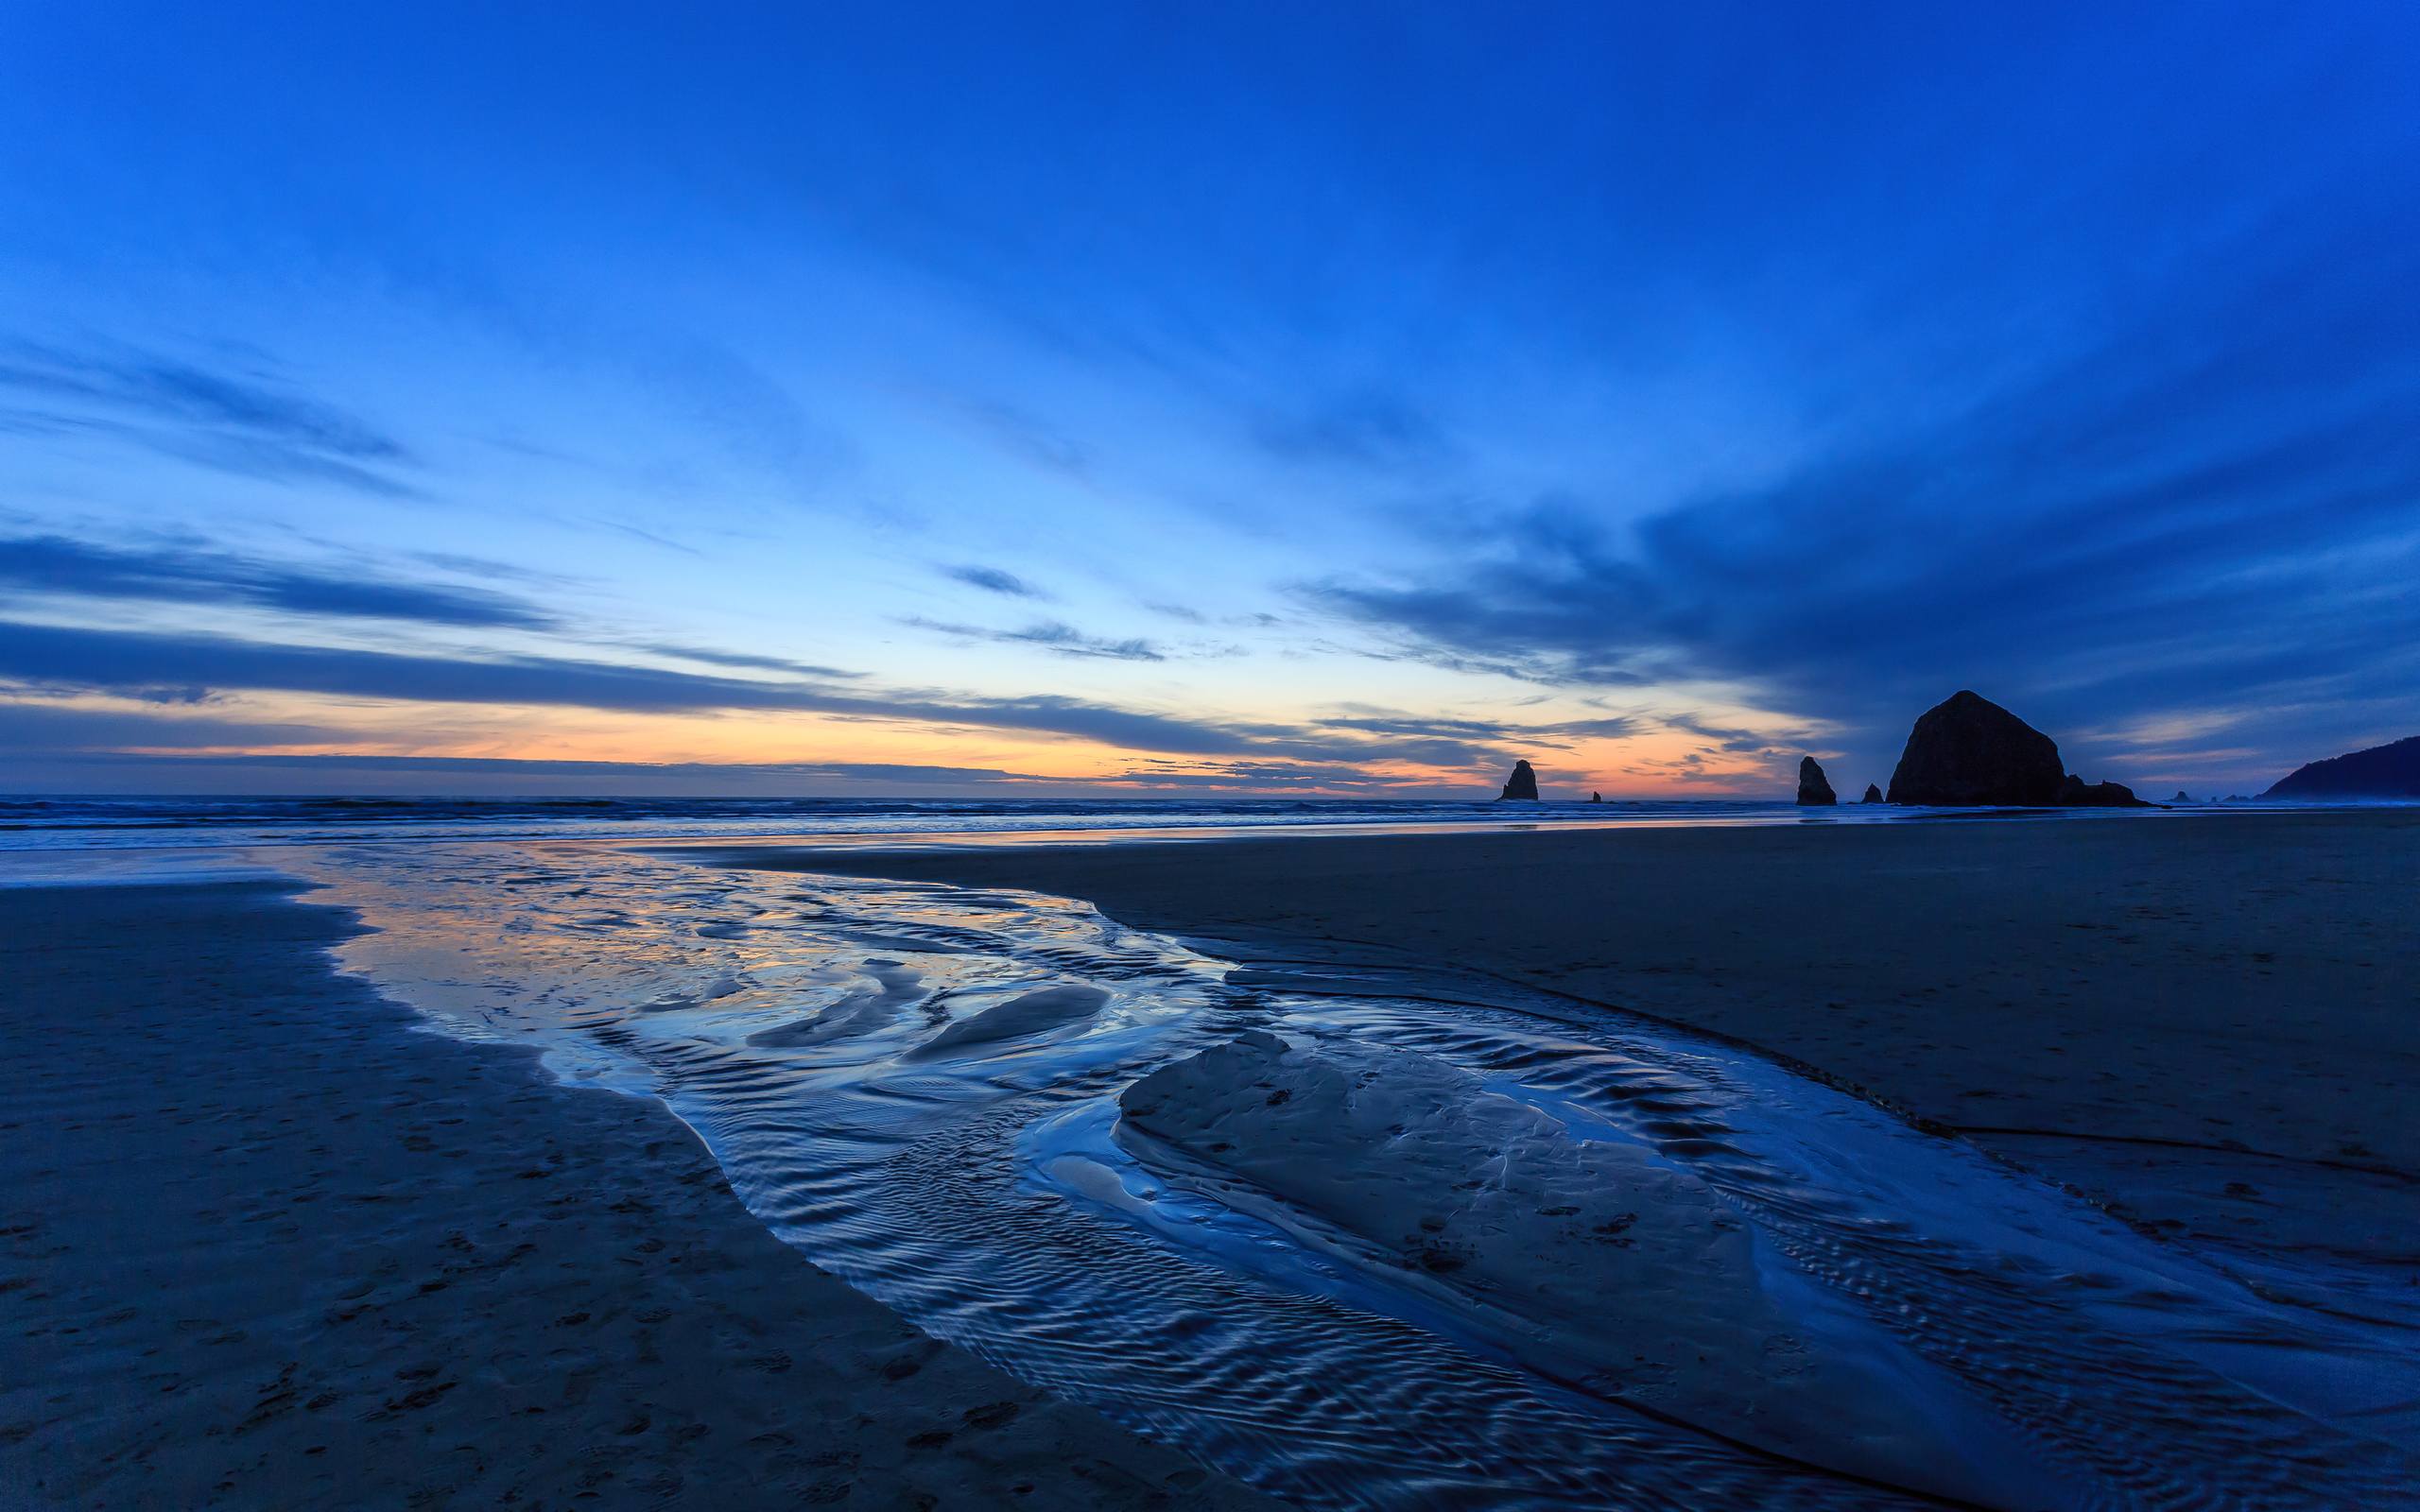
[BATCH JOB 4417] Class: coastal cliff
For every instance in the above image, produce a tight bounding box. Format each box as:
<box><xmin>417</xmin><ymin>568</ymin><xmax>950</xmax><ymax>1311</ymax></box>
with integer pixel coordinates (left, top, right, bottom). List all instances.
<box><xmin>2265</xmin><ymin>735</ymin><xmax>2420</xmax><ymax>798</ymax></box>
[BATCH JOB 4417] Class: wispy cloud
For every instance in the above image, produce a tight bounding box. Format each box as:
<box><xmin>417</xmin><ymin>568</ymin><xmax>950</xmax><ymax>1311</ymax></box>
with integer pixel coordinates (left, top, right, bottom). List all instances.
<box><xmin>0</xmin><ymin>534</ymin><xmax>559</xmax><ymax>629</ymax></box>
<box><xmin>0</xmin><ymin>532</ymin><xmax>906</xmax><ymax>702</ymax></box>
<box><xmin>1253</xmin><ymin>389</ymin><xmax>1452</xmax><ymax>474</ymax></box>
<box><xmin>946</xmin><ymin>398</ymin><xmax>1092</xmax><ymax>477</ymax></box>
<box><xmin>628</xmin><ymin>642</ymin><xmax>863</xmax><ymax>679</ymax></box>
<box><xmin>1099</xmin><ymin>759</ymin><xmax>1440</xmax><ymax>792</ymax></box>
<box><xmin>0</xmin><ymin>340</ymin><xmax>420</xmax><ymax>496</ymax></box>
<box><xmin>1313</xmin><ymin>708</ymin><xmax>1639</xmax><ymax>749</ymax></box>
<box><xmin>902</xmin><ymin>615</ymin><xmax>1167</xmax><ymax>662</ymax></box>
<box><xmin>941</xmin><ymin>563</ymin><xmax>1050</xmax><ymax>599</ymax></box>
<box><xmin>0</xmin><ymin>699</ymin><xmax>346</xmax><ymax>751</ymax></box>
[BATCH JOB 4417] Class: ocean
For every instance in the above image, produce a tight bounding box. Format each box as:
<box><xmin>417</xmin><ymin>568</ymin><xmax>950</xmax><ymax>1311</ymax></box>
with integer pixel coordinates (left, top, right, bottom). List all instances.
<box><xmin>0</xmin><ymin>790</ymin><xmax>2203</xmax><ymax>856</ymax></box>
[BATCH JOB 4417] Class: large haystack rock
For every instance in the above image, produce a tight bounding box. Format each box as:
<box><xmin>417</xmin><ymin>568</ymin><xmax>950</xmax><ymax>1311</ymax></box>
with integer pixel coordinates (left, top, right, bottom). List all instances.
<box><xmin>1885</xmin><ymin>691</ymin><xmax>2066</xmax><ymax>806</ymax></box>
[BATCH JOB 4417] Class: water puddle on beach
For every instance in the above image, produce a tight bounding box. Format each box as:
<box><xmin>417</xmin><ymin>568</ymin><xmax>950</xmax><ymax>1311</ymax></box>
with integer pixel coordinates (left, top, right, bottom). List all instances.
<box><xmin>290</xmin><ymin>838</ymin><xmax>2420</xmax><ymax>1510</ymax></box>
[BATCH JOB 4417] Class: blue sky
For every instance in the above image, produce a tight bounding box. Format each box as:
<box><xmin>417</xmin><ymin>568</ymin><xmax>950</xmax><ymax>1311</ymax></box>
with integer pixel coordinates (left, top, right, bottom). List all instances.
<box><xmin>3</xmin><ymin>2</ymin><xmax>2415</xmax><ymax>797</ymax></box>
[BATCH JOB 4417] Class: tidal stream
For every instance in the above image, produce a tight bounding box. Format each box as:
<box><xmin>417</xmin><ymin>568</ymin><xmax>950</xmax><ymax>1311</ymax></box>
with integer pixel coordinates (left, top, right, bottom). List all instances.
<box><xmin>293</xmin><ymin>838</ymin><xmax>2418</xmax><ymax>1510</ymax></box>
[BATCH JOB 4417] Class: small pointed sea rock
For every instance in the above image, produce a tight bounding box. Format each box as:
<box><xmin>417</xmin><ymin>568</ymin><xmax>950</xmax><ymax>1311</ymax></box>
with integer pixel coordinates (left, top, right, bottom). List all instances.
<box><xmin>1498</xmin><ymin>760</ymin><xmax>1540</xmax><ymax>801</ymax></box>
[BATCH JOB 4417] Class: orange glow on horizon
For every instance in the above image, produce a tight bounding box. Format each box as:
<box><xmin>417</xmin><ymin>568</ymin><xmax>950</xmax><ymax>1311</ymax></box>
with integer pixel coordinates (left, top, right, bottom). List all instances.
<box><xmin>22</xmin><ymin>688</ymin><xmax>1804</xmax><ymax>798</ymax></box>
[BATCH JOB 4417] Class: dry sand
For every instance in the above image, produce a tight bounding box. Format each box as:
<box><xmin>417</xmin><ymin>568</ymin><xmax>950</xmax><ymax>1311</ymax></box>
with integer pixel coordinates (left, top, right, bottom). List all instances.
<box><xmin>696</xmin><ymin>809</ymin><xmax>2420</xmax><ymax>1310</ymax></box>
<box><xmin>0</xmin><ymin>881</ymin><xmax>1281</xmax><ymax>1511</ymax></box>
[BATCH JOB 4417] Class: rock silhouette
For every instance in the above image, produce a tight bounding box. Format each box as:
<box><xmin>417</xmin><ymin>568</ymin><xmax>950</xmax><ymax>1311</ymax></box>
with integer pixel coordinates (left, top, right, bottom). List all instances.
<box><xmin>1885</xmin><ymin>691</ymin><xmax>2155</xmax><ymax>806</ymax></box>
<box><xmin>1861</xmin><ymin>784</ymin><xmax>1883</xmax><ymax>804</ymax></box>
<box><xmin>2171</xmin><ymin>791</ymin><xmax>2193</xmax><ymax>803</ymax></box>
<box><xmin>1885</xmin><ymin>692</ymin><xmax>2067</xmax><ymax>806</ymax></box>
<box><xmin>2263</xmin><ymin>734</ymin><xmax>2420</xmax><ymax>798</ymax></box>
<box><xmin>1590</xmin><ymin>791</ymin><xmax>1602</xmax><ymax>803</ymax></box>
<box><xmin>2059</xmin><ymin>776</ymin><xmax>2151</xmax><ymax>807</ymax></box>
<box><xmin>1796</xmin><ymin>757</ymin><xmax>1837</xmax><ymax>806</ymax></box>
<box><xmin>1497</xmin><ymin>760</ymin><xmax>1540</xmax><ymax>801</ymax></box>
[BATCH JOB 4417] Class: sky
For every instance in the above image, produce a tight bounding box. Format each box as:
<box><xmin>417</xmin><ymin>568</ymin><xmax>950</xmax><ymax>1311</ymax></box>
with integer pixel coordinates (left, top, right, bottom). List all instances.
<box><xmin>2</xmin><ymin>1</ymin><xmax>2415</xmax><ymax>799</ymax></box>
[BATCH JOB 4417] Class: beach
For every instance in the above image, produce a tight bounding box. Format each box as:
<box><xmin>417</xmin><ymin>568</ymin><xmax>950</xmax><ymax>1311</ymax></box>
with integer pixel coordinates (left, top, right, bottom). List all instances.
<box><xmin>0</xmin><ymin>880</ymin><xmax>1278</xmax><ymax>1511</ymax></box>
<box><xmin>7</xmin><ymin>807</ymin><xmax>2416</xmax><ymax>1509</ymax></box>
<box><xmin>695</xmin><ymin>809</ymin><xmax>2420</xmax><ymax>1314</ymax></box>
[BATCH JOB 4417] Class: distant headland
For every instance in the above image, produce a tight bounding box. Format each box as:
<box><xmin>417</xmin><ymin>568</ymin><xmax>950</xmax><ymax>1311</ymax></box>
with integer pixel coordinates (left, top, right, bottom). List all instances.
<box><xmin>2263</xmin><ymin>735</ymin><xmax>2420</xmax><ymax>799</ymax></box>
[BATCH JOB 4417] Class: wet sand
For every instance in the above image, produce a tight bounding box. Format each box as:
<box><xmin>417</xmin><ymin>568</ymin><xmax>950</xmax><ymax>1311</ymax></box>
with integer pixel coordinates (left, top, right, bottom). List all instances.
<box><xmin>693</xmin><ymin>809</ymin><xmax>2420</xmax><ymax>1312</ymax></box>
<box><xmin>0</xmin><ymin>881</ymin><xmax>1280</xmax><ymax>1511</ymax></box>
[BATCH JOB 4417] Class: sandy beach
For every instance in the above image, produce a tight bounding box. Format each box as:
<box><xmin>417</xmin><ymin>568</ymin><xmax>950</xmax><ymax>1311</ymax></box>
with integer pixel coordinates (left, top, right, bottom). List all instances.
<box><xmin>692</xmin><ymin>808</ymin><xmax>2420</xmax><ymax>1316</ymax></box>
<box><xmin>0</xmin><ymin>881</ymin><xmax>1280</xmax><ymax>1511</ymax></box>
<box><xmin>9</xmin><ymin>809</ymin><xmax>2415</xmax><ymax>1510</ymax></box>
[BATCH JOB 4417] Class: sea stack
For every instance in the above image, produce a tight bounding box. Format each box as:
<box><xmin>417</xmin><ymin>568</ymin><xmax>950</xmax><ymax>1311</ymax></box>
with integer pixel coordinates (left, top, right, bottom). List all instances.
<box><xmin>1861</xmin><ymin>783</ymin><xmax>1883</xmax><ymax>803</ymax></box>
<box><xmin>2059</xmin><ymin>776</ymin><xmax>2151</xmax><ymax>807</ymax></box>
<box><xmin>1886</xmin><ymin>690</ymin><xmax>2150</xmax><ymax>805</ymax></box>
<box><xmin>1497</xmin><ymin>760</ymin><xmax>1540</xmax><ymax>801</ymax></box>
<box><xmin>1885</xmin><ymin>691</ymin><xmax>2066</xmax><ymax>806</ymax></box>
<box><xmin>1796</xmin><ymin>757</ymin><xmax>1837</xmax><ymax>805</ymax></box>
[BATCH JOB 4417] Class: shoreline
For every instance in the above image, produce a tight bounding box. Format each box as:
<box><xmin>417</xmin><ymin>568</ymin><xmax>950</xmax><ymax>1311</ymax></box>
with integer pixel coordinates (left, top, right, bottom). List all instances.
<box><xmin>678</xmin><ymin>808</ymin><xmax>2420</xmax><ymax>1318</ymax></box>
<box><xmin>7</xmin><ymin>798</ymin><xmax>2392</xmax><ymax>876</ymax></box>
<box><xmin>0</xmin><ymin>880</ymin><xmax>1279</xmax><ymax>1510</ymax></box>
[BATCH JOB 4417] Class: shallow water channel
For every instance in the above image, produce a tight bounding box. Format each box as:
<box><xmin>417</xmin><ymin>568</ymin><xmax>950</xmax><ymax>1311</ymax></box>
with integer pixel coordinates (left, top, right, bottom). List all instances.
<box><xmin>294</xmin><ymin>837</ymin><xmax>2418</xmax><ymax>1510</ymax></box>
